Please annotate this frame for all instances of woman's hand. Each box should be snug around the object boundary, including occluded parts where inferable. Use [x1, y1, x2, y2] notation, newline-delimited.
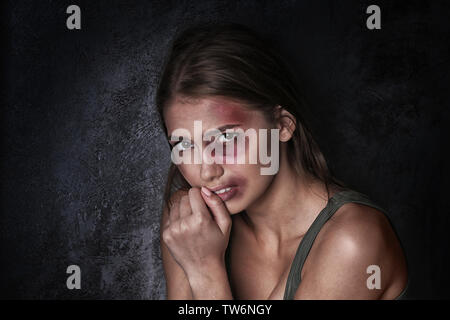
[161, 186, 232, 277]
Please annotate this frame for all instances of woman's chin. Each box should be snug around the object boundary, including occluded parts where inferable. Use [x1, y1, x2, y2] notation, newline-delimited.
[224, 200, 248, 215]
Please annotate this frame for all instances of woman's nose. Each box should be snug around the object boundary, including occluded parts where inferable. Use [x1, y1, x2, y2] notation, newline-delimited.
[200, 149, 224, 182]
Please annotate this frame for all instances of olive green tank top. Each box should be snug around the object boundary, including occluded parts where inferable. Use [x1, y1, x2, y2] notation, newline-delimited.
[225, 189, 409, 300]
[282, 189, 409, 300]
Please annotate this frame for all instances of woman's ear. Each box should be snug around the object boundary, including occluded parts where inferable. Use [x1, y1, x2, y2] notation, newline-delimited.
[275, 105, 296, 142]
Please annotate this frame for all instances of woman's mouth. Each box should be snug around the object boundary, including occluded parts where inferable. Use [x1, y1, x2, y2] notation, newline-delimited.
[210, 185, 239, 201]
[207, 176, 247, 202]
[214, 187, 232, 194]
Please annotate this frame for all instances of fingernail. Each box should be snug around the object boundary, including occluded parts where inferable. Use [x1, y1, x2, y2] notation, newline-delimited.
[201, 186, 212, 197]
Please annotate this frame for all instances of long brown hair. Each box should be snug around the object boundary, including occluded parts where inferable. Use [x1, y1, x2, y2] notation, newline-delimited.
[155, 23, 347, 209]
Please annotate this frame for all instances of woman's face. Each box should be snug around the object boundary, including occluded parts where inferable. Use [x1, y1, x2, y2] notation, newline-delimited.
[164, 95, 278, 214]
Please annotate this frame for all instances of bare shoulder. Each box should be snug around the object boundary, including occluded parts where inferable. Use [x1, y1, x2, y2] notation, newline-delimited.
[320, 202, 398, 251]
[297, 202, 408, 299]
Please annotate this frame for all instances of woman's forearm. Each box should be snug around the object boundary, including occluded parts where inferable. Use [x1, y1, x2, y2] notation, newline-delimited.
[185, 259, 234, 300]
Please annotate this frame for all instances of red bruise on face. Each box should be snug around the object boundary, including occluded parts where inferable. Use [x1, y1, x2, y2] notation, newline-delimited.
[212, 137, 239, 164]
[204, 100, 252, 164]
[212, 100, 250, 124]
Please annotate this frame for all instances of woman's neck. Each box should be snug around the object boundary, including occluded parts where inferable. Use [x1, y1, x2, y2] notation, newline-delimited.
[243, 146, 337, 253]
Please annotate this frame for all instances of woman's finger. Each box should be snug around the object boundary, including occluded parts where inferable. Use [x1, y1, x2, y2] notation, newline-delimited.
[179, 195, 192, 219]
[188, 188, 211, 220]
[168, 190, 188, 223]
[169, 198, 180, 223]
[200, 186, 232, 235]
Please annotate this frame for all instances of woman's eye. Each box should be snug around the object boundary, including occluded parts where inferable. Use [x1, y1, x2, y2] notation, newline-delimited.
[218, 132, 238, 143]
[174, 140, 193, 151]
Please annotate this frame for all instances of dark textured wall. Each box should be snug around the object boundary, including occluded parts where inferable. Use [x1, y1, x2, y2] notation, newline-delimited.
[1, 0, 449, 299]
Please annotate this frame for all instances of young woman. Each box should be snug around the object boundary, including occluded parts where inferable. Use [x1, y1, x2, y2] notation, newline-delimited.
[156, 23, 408, 300]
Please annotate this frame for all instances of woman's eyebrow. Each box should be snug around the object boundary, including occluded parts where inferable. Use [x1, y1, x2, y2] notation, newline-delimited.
[216, 123, 242, 132]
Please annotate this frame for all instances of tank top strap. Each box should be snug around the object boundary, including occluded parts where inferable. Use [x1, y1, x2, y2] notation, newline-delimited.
[283, 189, 387, 300]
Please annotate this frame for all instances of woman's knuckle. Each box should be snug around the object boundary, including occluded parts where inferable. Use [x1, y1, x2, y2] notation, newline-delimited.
[180, 219, 190, 232]
[162, 230, 171, 243]
[195, 215, 204, 225]
[168, 223, 178, 235]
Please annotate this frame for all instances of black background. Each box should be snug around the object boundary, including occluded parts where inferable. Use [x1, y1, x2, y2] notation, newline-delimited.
[1, 0, 449, 299]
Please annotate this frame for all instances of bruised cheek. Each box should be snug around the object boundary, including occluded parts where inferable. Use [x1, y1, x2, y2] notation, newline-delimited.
[207, 104, 253, 162]
[223, 136, 250, 164]
[223, 142, 238, 164]
[208, 143, 237, 163]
